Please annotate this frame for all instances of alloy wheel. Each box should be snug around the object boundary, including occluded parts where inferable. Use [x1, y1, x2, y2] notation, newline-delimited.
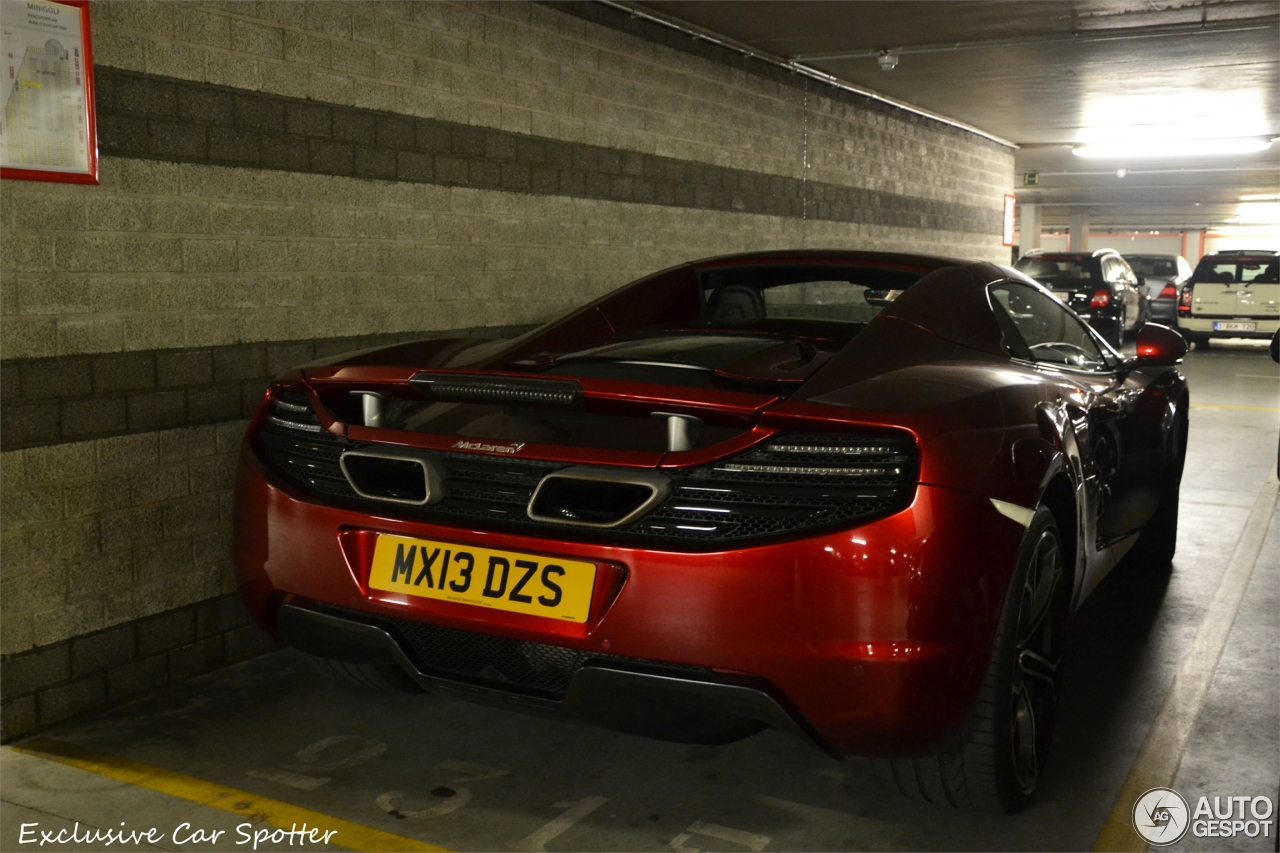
[1009, 529, 1063, 793]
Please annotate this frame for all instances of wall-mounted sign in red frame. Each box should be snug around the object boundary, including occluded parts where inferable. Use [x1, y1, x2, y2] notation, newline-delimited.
[1, 0, 98, 185]
[1002, 194, 1017, 247]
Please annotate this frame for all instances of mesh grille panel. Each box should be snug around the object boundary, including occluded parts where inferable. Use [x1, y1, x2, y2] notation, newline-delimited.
[255, 392, 916, 549]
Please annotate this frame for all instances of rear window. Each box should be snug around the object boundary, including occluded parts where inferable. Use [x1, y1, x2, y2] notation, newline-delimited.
[698, 263, 923, 342]
[1014, 256, 1096, 285]
[1125, 256, 1180, 278]
[760, 281, 894, 324]
[1193, 259, 1279, 284]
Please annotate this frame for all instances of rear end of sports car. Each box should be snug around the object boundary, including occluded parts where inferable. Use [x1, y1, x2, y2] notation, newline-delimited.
[231, 253, 1031, 761]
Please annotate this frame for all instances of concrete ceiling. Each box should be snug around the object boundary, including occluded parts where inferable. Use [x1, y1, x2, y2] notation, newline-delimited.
[628, 1, 1280, 234]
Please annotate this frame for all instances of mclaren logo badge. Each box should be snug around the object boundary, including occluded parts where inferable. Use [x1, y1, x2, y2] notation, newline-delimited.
[452, 440, 526, 454]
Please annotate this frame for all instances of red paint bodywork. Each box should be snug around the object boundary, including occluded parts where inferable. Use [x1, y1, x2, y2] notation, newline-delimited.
[231, 251, 1187, 756]
[235, 445, 1022, 756]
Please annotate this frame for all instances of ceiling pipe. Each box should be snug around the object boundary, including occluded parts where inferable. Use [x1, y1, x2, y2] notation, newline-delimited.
[1018, 166, 1280, 178]
[594, 0, 1017, 148]
[790, 17, 1280, 62]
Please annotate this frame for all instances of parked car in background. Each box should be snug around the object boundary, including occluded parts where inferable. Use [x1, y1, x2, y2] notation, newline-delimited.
[1014, 249, 1149, 347]
[1177, 250, 1280, 348]
[1272, 329, 1279, 478]
[1123, 254, 1191, 324]
[232, 250, 1191, 813]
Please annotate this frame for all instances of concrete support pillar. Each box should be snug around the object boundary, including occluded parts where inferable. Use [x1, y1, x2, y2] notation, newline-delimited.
[1019, 203, 1042, 254]
[1068, 212, 1090, 252]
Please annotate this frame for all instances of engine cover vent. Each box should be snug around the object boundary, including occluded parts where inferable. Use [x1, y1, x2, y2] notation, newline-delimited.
[410, 373, 584, 408]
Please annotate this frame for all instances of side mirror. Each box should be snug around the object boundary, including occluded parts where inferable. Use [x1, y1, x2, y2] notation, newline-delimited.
[1135, 274, 1146, 288]
[1134, 323, 1187, 366]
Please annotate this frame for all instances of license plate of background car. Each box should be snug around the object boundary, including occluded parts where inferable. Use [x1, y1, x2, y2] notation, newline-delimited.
[1052, 291, 1074, 303]
[368, 534, 597, 623]
[1213, 321, 1257, 332]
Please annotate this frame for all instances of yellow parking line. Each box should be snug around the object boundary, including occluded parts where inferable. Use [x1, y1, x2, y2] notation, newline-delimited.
[10, 738, 448, 853]
[1092, 475, 1279, 851]
[1188, 403, 1280, 411]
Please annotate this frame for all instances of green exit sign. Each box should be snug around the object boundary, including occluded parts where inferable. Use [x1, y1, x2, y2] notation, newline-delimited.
[1023, 171, 1039, 186]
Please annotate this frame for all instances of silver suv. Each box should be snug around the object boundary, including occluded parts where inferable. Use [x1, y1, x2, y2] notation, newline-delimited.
[1123, 254, 1191, 324]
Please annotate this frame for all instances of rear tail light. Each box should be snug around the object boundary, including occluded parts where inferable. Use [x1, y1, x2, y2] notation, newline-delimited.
[1089, 289, 1111, 309]
[1159, 284, 1178, 299]
[264, 389, 324, 434]
[1178, 284, 1193, 316]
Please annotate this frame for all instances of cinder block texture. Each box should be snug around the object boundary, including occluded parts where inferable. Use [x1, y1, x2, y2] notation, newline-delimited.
[1, 423, 243, 655]
[3, 1, 1013, 364]
[2, 159, 1004, 362]
[0, 592, 273, 741]
[92, 67, 1000, 237]
[2, 326, 531, 449]
[88, 1, 1013, 207]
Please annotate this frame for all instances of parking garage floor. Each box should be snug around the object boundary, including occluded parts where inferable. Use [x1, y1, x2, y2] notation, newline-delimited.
[2, 342, 1276, 853]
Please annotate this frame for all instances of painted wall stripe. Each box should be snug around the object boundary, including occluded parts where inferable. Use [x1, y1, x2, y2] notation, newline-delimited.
[1092, 474, 1279, 851]
[92, 66, 999, 236]
[10, 738, 448, 853]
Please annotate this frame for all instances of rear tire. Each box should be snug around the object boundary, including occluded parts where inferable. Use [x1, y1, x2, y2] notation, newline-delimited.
[880, 508, 1068, 812]
[1128, 401, 1186, 571]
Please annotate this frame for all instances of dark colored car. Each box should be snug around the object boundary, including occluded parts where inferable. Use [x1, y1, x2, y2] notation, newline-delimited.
[1123, 253, 1191, 324]
[232, 251, 1190, 813]
[1014, 249, 1148, 347]
[1176, 250, 1280, 348]
[1273, 329, 1279, 478]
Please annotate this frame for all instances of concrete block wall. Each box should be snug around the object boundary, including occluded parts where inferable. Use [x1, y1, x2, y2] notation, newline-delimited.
[1, 422, 244, 655]
[1, 0, 1014, 738]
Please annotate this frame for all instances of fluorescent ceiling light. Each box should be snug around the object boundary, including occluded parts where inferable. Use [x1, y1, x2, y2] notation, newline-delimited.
[1232, 202, 1280, 225]
[1072, 138, 1272, 159]
[1240, 193, 1280, 202]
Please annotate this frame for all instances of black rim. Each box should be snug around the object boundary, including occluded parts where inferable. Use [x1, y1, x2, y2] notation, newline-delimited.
[1010, 528, 1063, 793]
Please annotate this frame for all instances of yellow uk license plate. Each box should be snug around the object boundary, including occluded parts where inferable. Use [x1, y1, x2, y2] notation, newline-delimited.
[368, 534, 597, 623]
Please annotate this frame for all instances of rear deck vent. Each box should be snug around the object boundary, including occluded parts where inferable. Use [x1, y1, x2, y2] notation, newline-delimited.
[409, 373, 583, 407]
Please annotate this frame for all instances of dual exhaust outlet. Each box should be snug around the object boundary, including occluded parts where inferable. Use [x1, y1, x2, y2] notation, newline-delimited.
[338, 447, 670, 529]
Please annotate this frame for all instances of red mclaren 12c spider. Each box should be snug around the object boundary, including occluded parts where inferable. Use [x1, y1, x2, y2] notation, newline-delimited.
[232, 251, 1189, 812]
